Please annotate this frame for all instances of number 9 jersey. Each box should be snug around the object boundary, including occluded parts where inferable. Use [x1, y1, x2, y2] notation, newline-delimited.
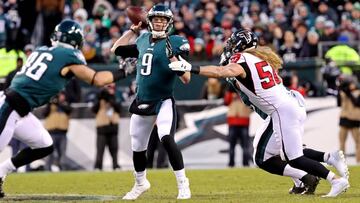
[9, 46, 86, 109]
[230, 52, 292, 115]
[135, 32, 189, 102]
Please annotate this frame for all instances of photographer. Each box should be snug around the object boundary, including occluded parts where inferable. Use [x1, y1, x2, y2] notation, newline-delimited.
[43, 91, 72, 171]
[92, 83, 121, 170]
[338, 77, 360, 163]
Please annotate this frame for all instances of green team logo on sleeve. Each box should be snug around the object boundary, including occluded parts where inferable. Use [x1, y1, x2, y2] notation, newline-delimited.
[17, 51, 54, 81]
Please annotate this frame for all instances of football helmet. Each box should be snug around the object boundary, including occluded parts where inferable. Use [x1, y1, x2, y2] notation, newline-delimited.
[146, 4, 173, 38]
[225, 29, 258, 55]
[51, 19, 84, 49]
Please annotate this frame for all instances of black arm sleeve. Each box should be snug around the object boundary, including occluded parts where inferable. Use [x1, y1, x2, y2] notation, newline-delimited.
[114, 44, 139, 58]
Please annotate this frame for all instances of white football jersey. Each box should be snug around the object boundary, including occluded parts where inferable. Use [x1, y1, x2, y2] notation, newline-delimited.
[230, 52, 291, 115]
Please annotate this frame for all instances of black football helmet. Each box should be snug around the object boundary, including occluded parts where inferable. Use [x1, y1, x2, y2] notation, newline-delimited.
[51, 19, 84, 49]
[225, 29, 258, 55]
[146, 4, 173, 38]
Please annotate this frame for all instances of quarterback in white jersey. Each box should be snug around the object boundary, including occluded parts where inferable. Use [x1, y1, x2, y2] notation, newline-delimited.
[169, 29, 349, 197]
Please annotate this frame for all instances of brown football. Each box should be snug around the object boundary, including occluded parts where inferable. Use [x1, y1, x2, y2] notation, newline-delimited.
[126, 6, 148, 29]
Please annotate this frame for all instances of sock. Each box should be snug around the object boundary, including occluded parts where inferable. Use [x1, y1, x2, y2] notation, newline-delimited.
[326, 171, 336, 183]
[283, 164, 307, 179]
[0, 159, 16, 177]
[174, 168, 186, 181]
[135, 170, 147, 184]
[292, 178, 303, 187]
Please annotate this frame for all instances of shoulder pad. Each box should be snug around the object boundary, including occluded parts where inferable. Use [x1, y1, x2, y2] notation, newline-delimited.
[229, 53, 245, 64]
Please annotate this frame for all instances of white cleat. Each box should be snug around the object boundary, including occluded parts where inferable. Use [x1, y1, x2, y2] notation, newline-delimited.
[322, 177, 349, 197]
[327, 150, 349, 179]
[177, 178, 191, 199]
[122, 179, 151, 200]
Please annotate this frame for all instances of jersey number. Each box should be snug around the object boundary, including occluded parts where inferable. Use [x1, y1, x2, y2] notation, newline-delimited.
[255, 61, 281, 89]
[18, 52, 53, 81]
[140, 53, 153, 76]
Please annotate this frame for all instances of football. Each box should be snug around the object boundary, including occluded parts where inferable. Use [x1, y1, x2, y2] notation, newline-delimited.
[126, 6, 148, 29]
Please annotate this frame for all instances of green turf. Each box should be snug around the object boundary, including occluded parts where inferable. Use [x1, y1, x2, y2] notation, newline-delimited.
[2, 166, 360, 202]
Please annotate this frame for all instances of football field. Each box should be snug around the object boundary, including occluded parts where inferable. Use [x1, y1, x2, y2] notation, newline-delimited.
[2, 166, 360, 202]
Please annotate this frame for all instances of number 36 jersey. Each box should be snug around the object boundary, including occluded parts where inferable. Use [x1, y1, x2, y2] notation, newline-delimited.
[10, 46, 86, 109]
[231, 52, 291, 115]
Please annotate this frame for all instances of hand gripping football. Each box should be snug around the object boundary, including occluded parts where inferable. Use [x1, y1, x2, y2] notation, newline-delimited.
[126, 6, 148, 28]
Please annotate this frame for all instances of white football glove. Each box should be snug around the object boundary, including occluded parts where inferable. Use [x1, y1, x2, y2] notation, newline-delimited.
[169, 56, 192, 72]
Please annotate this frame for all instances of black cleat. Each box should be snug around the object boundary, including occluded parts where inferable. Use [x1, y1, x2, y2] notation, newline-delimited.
[289, 185, 306, 194]
[0, 177, 5, 198]
[301, 174, 320, 195]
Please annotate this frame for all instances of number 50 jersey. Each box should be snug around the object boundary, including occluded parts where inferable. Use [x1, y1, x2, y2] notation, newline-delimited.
[231, 52, 291, 115]
[10, 46, 86, 109]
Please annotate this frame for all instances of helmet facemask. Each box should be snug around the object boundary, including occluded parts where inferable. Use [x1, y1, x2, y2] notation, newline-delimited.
[146, 4, 173, 39]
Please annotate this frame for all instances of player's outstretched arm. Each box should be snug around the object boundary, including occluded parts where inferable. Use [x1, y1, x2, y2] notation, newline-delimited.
[65, 65, 126, 87]
[169, 56, 246, 78]
[110, 22, 142, 53]
[179, 71, 191, 84]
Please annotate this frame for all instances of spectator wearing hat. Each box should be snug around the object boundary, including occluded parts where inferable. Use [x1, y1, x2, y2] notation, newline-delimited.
[191, 38, 207, 61]
[314, 15, 327, 36]
[299, 30, 319, 58]
[320, 20, 339, 42]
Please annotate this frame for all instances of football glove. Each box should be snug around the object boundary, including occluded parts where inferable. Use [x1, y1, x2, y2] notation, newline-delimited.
[169, 55, 192, 72]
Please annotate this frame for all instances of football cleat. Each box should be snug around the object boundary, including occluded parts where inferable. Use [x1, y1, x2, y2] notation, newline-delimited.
[177, 177, 191, 199]
[301, 175, 320, 195]
[327, 150, 349, 179]
[288, 185, 306, 194]
[122, 179, 151, 200]
[322, 177, 349, 197]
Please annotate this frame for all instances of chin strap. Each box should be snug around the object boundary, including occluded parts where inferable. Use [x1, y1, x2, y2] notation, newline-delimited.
[151, 30, 167, 39]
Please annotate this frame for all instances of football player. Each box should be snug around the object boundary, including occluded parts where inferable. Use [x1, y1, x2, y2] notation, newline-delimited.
[111, 4, 191, 200]
[169, 29, 349, 197]
[0, 19, 128, 198]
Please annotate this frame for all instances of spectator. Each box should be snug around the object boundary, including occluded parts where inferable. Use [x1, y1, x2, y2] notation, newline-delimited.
[36, 0, 65, 46]
[201, 78, 224, 100]
[278, 30, 300, 63]
[191, 38, 207, 61]
[337, 78, 360, 163]
[320, 20, 338, 42]
[325, 41, 360, 75]
[299, 30, 319, 58]
[321, 58, 341, 95]
[43, 91, 72, 171]
[92, 83, 121, 171]
[0, 3, 6, 48]
[317, 1, 339, 25]
[224, 87, 253, 167]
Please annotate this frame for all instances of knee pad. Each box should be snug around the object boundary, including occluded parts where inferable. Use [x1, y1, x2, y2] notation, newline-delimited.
[131, 133, 148, 152]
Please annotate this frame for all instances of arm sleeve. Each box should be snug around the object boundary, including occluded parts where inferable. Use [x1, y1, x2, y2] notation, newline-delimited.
[114, 44, 139, 58]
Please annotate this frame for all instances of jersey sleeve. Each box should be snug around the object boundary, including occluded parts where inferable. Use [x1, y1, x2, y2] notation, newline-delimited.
[65, 49, 87, 66]
[171, 35, 190, 56]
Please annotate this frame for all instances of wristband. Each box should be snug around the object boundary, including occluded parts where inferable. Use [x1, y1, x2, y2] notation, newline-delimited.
[130, 28, 138, 34]
[191, 66, 200, 74]
[111, 69, 126, 82]
[91, 72, 97, 85]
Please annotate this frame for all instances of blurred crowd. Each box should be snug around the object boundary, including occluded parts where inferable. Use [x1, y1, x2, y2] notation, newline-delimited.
[0, 0, 359, 66]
